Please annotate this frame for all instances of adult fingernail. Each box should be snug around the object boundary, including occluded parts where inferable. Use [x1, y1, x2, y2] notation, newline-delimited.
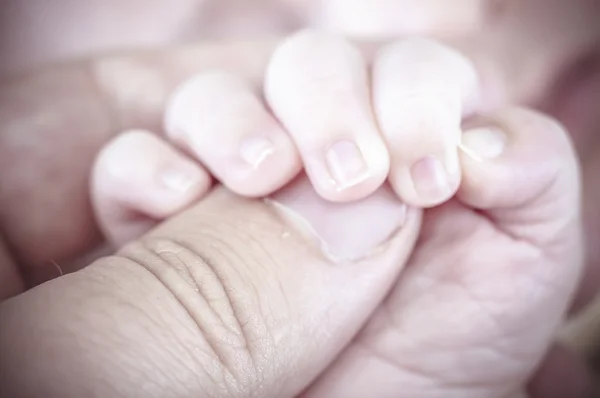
[266, 176, 407, 262]
[460, 127, 506, 161]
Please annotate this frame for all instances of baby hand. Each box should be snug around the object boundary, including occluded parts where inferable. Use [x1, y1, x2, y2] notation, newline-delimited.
[91, 30, 482, 245]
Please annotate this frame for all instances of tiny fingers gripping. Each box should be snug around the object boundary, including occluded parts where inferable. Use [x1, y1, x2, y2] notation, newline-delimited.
[91, 130, 211, 246]
[372, 38, 480, 207]
[164, 71, 301, 197]
[265, 30, 390, 202]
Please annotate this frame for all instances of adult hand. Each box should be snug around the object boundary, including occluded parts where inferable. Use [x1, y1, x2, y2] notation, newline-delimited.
[0, 174, 423, 397]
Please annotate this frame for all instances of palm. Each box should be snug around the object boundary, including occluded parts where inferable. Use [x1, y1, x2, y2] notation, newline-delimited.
[353, 204, 568, 396]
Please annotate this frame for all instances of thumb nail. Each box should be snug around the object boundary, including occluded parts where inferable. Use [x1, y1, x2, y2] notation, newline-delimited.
[266, 176, 407, 262]
[460, 126, 507, 161]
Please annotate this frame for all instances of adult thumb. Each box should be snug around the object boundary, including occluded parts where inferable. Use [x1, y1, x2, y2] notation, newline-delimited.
[0, 176, 420, 398]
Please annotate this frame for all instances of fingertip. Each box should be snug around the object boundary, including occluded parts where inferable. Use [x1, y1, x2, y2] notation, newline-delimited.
[265, 29, 390, 203]
[457, 109, 578, 211]
[306, 140, 390, 203]
[388, 149, 461, 209]
[92, 130, 211, 239]
[372, 38, 473, 209]
[163, 71, 303, 198]
[94, 130, 211, 216]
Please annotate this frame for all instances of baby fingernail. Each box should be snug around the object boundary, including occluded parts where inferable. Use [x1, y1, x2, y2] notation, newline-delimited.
[460, 127, 506, 161]
[239, 135, 276, 168]
[159, 165, 205, 194]
[325, 139, 370, 190]
[410, 156, 453, 204]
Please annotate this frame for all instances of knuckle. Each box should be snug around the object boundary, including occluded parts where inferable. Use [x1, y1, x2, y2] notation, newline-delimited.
[269, 30, 362, 84]
[290, 69, 357, 105]
[507, 107, 567, 138]
[267, 31, 367, 126]
[167, 71, 247, 114]
[378, 37, 478, 97]
[381, 89, 460, 120]
[504, 107, 563, 133]
[118, 236, 277, 398]
[378, 100, 459, 146]
[166, 71, 260, 137]
[172, 70, 245, 98]
[502, 107, 576, 161]
[97, 129, 150, 162]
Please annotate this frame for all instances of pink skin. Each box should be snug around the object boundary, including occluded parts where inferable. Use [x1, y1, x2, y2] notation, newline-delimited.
[305, 109, 582, 398]
[3, 103, 584, 397]
[88, 31, 585, 396]
[5, 0, 596, 262]
[0, 1, 597, 396]
[91, 33, 481, 245]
